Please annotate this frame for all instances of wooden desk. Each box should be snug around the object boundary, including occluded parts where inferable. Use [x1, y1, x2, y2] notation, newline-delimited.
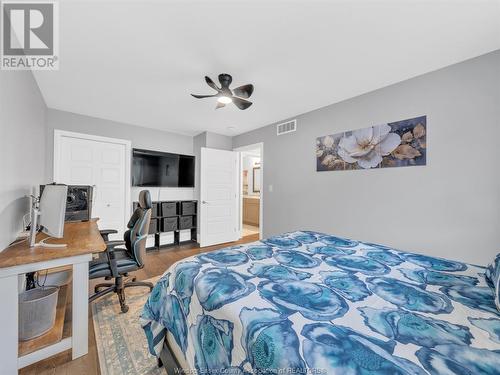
[0, 219, 106, 374]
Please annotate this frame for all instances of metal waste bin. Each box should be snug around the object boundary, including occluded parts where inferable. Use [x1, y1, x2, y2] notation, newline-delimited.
[18, 286, 59, 341]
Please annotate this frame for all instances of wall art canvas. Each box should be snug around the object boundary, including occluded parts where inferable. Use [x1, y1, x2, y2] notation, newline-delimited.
[316, 115, 426, 171]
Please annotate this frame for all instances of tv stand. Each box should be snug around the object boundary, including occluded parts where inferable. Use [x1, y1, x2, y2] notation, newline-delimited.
[132, 200, 198, 251]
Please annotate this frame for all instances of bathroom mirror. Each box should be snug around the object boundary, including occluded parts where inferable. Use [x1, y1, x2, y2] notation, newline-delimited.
[253, 167, 261, 193]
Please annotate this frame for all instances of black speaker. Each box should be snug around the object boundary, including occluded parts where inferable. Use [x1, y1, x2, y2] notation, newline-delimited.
[40, 184, 94, 222]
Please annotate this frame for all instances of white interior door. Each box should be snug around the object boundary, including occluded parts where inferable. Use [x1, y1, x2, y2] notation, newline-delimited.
[54, 131, 130, 240]
[200, 147, 239, 247]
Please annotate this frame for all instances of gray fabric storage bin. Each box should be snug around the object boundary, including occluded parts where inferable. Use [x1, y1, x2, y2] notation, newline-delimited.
[161, 202, 177, 217]
[181, 201, 196, 215]
[179, 215, 193, 229]
[162, 217, 178, 232]
[151, 202, 161, 217]
[149, 218, 159, 234]
[19, 287, 59, 341]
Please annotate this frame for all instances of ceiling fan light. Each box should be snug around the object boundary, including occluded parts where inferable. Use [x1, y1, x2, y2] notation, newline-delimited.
[217, 96, 232, 104]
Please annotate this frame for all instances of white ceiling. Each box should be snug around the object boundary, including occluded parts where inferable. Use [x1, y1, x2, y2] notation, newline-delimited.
[34, 0, 500, 136]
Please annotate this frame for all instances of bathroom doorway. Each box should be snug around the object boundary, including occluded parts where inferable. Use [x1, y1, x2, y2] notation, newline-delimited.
[234, 143, 263, 239]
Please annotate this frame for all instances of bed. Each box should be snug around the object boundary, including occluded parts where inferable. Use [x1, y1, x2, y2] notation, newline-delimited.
[141, 231, 500, 374]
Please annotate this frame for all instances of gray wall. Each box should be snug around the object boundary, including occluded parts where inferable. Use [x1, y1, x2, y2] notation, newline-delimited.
[234, 50, 500, 265]
[205, 131, 233, 151]
[193, 132, 207, 231]
[0, 70, 47, 251]
[45, 109, 194, 180]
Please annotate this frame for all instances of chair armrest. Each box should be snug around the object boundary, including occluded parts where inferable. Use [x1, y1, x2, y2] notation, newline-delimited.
[105, 240, 126, 250]
[100, 229, 118, 242]
[104, 240, 126, 277]
[100, 229, 118, 235]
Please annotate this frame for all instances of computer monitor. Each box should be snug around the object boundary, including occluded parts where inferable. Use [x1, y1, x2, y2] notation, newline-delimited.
[29, 185, 68, 248]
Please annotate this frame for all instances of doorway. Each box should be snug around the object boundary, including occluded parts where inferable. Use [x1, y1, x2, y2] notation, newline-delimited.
[234, 143, 263, 239]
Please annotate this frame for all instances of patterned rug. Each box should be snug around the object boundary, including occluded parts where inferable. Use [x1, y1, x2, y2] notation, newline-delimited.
[92, 277, 161, 375]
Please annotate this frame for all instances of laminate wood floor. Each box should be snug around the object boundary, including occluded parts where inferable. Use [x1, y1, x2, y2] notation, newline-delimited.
[242, 224, 259, 237]
[19, 234, 260, 375]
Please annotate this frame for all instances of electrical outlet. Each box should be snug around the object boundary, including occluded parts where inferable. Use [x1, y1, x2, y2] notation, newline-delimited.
[268, 185, 273, 192]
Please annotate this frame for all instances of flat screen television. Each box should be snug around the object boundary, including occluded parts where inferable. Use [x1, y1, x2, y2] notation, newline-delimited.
[132, 149, 195, 187]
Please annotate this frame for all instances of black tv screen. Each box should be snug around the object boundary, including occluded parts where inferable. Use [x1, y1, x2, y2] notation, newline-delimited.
[132, 149, 195, 187]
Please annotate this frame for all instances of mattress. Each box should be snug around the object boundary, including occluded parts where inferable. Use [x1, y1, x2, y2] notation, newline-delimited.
[141, 231, 500, 374]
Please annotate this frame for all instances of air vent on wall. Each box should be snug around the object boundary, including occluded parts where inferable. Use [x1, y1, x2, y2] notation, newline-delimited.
[276, 119, 297, 136]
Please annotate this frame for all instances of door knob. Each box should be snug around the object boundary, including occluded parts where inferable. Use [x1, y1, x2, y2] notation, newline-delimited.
[106, 203, 111, 207]
[202, 201, 208, 204]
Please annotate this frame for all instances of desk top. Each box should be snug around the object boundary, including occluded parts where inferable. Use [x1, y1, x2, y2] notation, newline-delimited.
[0, 219, 106, 269]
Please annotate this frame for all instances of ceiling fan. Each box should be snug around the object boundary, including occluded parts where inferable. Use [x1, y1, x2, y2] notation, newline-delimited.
[191, 74, 254, 110]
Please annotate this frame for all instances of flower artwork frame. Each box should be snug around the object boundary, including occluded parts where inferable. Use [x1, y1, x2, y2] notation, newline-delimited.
[316, 116, 426, 171]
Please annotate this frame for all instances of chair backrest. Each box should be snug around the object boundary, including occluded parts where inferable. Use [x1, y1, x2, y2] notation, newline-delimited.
[124, 190, 152, 268]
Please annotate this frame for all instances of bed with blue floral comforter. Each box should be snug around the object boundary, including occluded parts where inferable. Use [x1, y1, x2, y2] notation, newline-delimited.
[141, 231, 500, 374]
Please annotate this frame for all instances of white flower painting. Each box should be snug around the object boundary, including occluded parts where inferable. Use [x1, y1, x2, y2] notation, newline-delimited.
[316, 116, 426, 171]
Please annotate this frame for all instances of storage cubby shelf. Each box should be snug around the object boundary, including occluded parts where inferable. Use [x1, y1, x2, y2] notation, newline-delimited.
[132, 200, 197, 251]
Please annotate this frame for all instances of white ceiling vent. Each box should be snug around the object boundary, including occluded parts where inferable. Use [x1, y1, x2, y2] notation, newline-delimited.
[276, 119, 297, 136]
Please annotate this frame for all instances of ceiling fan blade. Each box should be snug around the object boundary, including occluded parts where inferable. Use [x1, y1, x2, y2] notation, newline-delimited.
[218, 73, 232, 89]
[205, 76, 220, 92]
[215, 101, 226, 109]
[233, 84, 254, 99]
[232, 97, 253, 110]
[191, 94, 217, 99]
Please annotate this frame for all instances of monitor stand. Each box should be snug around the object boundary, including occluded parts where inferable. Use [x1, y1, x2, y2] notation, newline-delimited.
[35, 237, 67, 248]
[29, 208, 67, 248]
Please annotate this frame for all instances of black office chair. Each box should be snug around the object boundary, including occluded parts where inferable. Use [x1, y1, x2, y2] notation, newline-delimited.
[89, 190, 154, 313]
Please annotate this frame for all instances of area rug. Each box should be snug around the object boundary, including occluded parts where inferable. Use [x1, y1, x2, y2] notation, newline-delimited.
[92, 277, 161, 375]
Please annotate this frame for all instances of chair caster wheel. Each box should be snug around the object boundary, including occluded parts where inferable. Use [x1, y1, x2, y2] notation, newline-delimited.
[121, 305, 129, 313]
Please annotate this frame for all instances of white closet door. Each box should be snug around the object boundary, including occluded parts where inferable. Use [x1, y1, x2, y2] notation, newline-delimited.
[55, 132, 130, 239]
[200, 147, 239, 247]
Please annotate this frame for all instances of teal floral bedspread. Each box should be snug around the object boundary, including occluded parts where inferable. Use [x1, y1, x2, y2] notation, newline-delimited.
[140, 231, 500, 374]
